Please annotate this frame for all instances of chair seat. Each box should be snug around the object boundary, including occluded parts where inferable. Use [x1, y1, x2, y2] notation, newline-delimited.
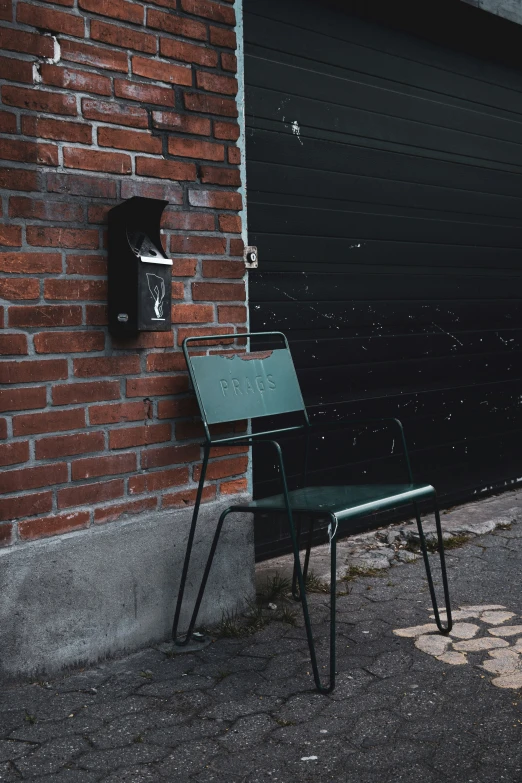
[232, 483, 434, 521]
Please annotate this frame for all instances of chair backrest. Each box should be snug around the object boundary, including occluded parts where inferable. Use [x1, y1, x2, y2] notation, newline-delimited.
[183, 332, 306, 432]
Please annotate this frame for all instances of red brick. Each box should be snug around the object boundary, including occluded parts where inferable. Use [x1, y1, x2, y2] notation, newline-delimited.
[2, 84, 76, 115]
[171, 303, 213, 323]
[136, 157, 196, 181]
[47, 173, 117, 198]
[94, 497, 157, 524]
[131, 55, 191, 86]
[200, 165, 240, 185]
[0, 27, 54, 57]
[168, 286, 182, 307]
[181, 0, 234, 24]
[52, 380, 120, 405]
[34, 331, 105, 354]
[74, 355, 140, 378]
[89, 400, 149, 425]
[63, 147, 132, 175]
[176, 325, 234, 346]
[0, 523, 13, 547]
[188, 189, 241, 210]
[157, 396, 198, 418]
[194, 455, 247, 481]
[184, 91, 237, 116]
[209, 26, 235, 48]
[9, 305, 81, 328]
[87, 204, 110, 224]
[0, 138, 58, 166]
[221, 52, 236, 72]
[40, 64, 112, 96]
[146, 352, 186, 372]
[35, 103, 78, 142]
[214, 120, 239, 141]
[44, 279, 107, 300]
[0, 463, 67, 494]
[0, 359, 67, 384]
[120, 179, 183, 202]
[19, 510, 89, 541]
[203, 259, 243, 278]
[13, 407, 85, 436]
[0, 55, 33, 82]
[126, 375, 189, 397]
[230, 238, 244, 256]
[152, 111, 210, 136]
[141, 442, 199, 469]
[115, 79, 174, 108]
[111, 331, 174, 349]
[60, 39, 128, 72]
[218, 213, 241, 233]
[129, 466, 189, 494]
[220, 477, 247, 494]
[17, 3, 84, 35]
[79, 0, 144, 24]
[147, 8, 206, 40]
[196, 71, 237, 95]
[90, 19, 156, 53]
[172, 258, 197, 276]
[0, 0, 11, 20]
[0, 441, 29, 467]
[9, 196, 84, 221]
[58, 478, 124, 508]
[83, 305, 108, 325]
[0, 225, 22, 246]
[0, 387, 46, 413]
[0, 334, 28, 355]
[0, 491, 52, 521]
[82, 99, 149, 129]
[228, 146, 240, 164]
[171, 236, 225, 255]
[218, 304, 246, 323]
[35, 431, 104, 459]
[163, 484, 215, 507]
[72, 452, 136, 480]
[0, 252, 61, 274]
[0, 419, 6, 439]
[109, 422, 171, 449]
[66, 254, 107, 275]
[160, 37, 217, 66]
[0, 167, 39, 192]
[163, 211, 214, 231]
[27, 226, 99, 248]
[0, 110, 16, 132]
[168, 137, 224, 161]
[98, 127, 162, 154]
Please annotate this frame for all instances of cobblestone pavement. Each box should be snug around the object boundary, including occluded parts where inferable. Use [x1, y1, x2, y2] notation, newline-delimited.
[3, 492, 522, 782]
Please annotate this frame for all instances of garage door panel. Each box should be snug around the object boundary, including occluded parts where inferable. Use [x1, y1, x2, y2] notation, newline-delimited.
[248, 160, 522, 223]
[249, 202, 522, 248]
[247, 81, 522, 167]
[246, 14, 522, 119]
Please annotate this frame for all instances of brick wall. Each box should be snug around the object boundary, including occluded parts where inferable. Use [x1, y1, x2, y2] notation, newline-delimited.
[0, 0, 249, 547]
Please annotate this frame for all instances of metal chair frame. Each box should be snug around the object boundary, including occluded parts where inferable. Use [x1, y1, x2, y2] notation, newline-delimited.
[172, 331, 452, 693]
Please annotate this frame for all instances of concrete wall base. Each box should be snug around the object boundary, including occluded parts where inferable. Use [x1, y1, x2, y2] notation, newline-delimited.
[0, 496, 254, 682]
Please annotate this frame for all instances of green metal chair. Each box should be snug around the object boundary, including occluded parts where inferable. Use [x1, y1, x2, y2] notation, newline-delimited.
[172, 331, 452, 693]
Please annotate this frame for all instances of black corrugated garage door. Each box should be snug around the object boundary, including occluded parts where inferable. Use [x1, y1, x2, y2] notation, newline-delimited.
[244, 0, 522, 559]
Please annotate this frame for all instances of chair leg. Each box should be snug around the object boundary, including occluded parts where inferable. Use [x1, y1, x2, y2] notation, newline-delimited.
[292, 516, 315, 601]
[413, 499, 453, 634]
[174, 506, 234, 645]
[172, 445, 210, 645]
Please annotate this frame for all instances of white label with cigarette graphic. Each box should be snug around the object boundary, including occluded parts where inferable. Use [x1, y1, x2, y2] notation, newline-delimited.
[146, 272, 166, 321]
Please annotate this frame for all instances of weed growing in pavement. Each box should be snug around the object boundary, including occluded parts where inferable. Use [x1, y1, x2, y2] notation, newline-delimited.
[305, 570, 330, 593]
[258, 573, 292, 602]
[343, 565, 386, 582]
